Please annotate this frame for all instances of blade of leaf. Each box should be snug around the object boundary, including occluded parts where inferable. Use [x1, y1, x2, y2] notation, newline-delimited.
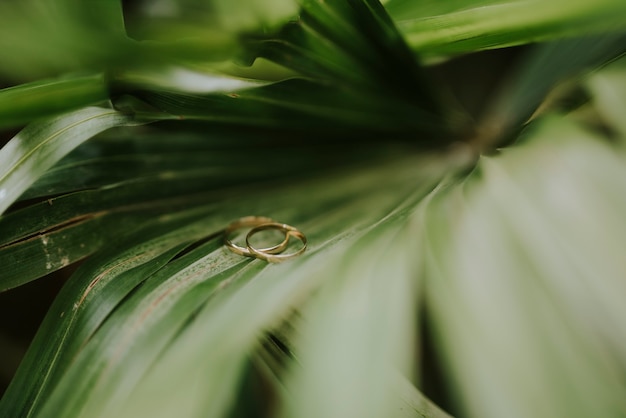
[0, 1, 236, 82]
[254, 296, 452, 418]
[32, 154, 462, 418]
[0, 1, 129, 81]
[18, 125, 385, 200]
[0, 74, 109, 129]
[586, 58, 626, 137]
[477, 32, 626, 149]
[282, 222, 418, 418]
[0, 121, 416, 288]
[236, 0, 459, 136]
[0, 206, 224, 417]
[128, 79, 449, 140]
[212, 0, 299, 32]
[0, 174, 231, 289]
[35, 240, 252, 418]
[0, 106, 135, 215]
[393, 373, 453, 418]
[423, 116, 626, 417]
[392, 0, 626, 56]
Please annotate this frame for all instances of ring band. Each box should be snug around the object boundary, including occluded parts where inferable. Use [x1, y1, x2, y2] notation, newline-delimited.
[246, 222, 307, 263]
[223, 216, 290, 257]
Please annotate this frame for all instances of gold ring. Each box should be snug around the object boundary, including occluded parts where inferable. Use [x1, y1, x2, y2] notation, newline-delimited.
[223, 216, 290, 257]
[246, 222, 307, 263]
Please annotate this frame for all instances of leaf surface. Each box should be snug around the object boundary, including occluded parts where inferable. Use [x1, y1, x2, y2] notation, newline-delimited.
[0, 107, 133, 215]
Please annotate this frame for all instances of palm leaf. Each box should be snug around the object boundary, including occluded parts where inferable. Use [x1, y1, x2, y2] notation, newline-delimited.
[387, 0, 626, 56]
[0, 107, 133, 216]
[1, 1, 626, 418]
[0, 0, 236, 82]
[585, 58, 626, 137]
[476, 32, 626, 149]
[3, 150, 460, 417]
[0, 75, 110, 129]
[423, 116, 626, 417]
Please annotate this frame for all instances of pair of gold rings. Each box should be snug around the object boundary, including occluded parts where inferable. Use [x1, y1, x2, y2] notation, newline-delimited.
[223, 216, 307, 263]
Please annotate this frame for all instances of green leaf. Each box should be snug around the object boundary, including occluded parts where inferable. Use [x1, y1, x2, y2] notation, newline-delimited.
[282, 222, 420, 418]
[18, 127, 376, 201]
[389, 0, 626, 56]
[0, 207, 153, 291]
[0, 119, 413, 289]
[0, 1, 236, 82]
[255, 295, 452, 418]
[393, 374, 453, 418]
[0, 1, 129, 81]
[0, 74, 109, 129]
[476, 32, 626, 149]
[0, 107, 134, 215]
[0, 174, 229, 289]
[212, 0, 299, 31]
[237, 0, 463, 136]
[586, 57, 626, 138]
[4, 2, 626, 418]
[16, 153, 463, 418]
[423, 117, 626, 417]
[0, 207, 222, 417]
[128, 79, 450, 138]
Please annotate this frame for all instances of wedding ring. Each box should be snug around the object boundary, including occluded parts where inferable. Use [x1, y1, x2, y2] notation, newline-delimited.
[223, 216, 290, 257]
[246, 222, 307, 263]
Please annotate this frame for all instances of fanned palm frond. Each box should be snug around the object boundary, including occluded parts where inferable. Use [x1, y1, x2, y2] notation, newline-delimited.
[1, 1, 625, 417]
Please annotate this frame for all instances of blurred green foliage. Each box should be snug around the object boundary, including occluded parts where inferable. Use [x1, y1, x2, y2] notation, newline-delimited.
[0, 1, 625, 418]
